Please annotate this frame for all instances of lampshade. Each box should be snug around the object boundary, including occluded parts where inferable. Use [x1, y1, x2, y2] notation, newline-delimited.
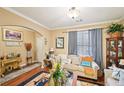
[119, 59, 124, 65]
[49, 48, 54, 52]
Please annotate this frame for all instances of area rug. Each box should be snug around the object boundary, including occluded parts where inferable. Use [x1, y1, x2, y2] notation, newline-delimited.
[17, 71, 50, 86]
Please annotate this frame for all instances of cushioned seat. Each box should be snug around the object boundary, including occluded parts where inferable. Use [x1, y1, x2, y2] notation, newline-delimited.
[63, 64, 83, 72]
[104, 68, 124, 86]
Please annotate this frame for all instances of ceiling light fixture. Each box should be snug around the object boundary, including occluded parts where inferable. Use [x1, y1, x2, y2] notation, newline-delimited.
[67, 7, 82, 22]
[67, 7, 80, 19]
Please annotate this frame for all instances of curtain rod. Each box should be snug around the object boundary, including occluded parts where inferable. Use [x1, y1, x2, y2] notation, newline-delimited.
[62, 26, 107, 33]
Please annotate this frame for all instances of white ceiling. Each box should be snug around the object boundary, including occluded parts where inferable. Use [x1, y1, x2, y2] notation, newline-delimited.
[9, 7, 124, 29]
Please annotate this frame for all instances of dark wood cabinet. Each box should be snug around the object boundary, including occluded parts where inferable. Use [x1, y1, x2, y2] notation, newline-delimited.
[106, 37, 124, 68]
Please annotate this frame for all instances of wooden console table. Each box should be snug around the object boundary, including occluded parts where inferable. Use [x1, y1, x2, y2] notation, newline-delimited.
[0, 57, 22, 77]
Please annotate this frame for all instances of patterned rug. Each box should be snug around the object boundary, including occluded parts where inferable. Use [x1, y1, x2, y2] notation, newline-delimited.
[17, 72, 98, 86]
[18, 71, 50, 86]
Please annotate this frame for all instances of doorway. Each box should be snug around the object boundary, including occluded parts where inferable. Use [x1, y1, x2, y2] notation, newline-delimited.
[36, 35, 45, 63]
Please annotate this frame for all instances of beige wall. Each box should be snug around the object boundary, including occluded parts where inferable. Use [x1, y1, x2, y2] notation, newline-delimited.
[51, 29, 68, 55]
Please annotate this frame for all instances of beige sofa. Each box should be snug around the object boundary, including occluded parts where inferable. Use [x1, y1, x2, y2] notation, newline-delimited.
[56, 54, 99, 80]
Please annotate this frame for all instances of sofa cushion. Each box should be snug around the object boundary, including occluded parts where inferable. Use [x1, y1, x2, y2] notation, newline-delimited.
[68, 55, 80, 65]
[55, 54, 67, 61]
[63, 64, 83, 72]
[62, 59, 71, 64]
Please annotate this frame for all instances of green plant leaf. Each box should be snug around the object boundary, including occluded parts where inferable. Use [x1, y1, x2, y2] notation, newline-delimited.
[107, 23, 124, 33]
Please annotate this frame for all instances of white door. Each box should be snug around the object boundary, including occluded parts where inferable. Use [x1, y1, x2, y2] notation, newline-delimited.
[36, 36, 45, 62]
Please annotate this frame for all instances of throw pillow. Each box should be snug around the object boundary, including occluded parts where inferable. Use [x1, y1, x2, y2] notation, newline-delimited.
[119, 70, 124, 86]
[80, 61, 92, 67]
[82, 56, 93, 62]
[112, 67, 120, 80]
[84, 67, 94, 76]
[71, 56, 80, 65]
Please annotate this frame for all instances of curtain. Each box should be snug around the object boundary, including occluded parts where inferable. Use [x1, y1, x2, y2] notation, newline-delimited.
[68, 31, 77, 55]
[89, 28, 103, 70]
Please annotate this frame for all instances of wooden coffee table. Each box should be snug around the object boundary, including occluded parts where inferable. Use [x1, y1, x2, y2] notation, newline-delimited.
[72, 71, 104, 86]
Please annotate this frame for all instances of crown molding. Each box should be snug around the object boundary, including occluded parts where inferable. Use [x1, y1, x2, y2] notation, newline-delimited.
[3, 7, 50, 30]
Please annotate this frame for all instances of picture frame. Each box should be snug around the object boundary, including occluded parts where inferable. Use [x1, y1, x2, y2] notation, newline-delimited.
[56, 37, 64, 48]
[2, 28, 23, 42]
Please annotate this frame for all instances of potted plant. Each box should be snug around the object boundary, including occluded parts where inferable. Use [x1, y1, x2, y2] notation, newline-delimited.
[50, 63, 65, 86]
[107, 23, 124, 38]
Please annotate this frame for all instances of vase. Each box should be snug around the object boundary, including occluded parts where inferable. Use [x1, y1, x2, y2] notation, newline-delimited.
[54, 79, 61, 86]
[110, 32, 122, 38]
[48, 76, 55, 86]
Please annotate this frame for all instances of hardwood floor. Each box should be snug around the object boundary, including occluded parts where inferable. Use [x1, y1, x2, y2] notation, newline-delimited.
[1, 66, 42, 86]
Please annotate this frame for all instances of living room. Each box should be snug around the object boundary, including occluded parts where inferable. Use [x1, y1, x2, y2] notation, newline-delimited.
[0, 7, 124, 86]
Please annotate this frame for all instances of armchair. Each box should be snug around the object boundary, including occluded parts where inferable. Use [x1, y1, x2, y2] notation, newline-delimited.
[104, 68, 124, 86]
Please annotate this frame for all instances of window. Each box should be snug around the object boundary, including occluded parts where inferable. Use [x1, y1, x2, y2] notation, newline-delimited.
[68, 30, 92, 56]
[77, 31, 91, 56]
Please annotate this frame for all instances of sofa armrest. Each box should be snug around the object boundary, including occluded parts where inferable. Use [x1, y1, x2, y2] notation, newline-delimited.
[104, 69, 113, 84]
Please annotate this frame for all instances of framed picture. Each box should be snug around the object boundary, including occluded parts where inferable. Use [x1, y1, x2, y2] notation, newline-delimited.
[56, 37, 64, 48]
[2, 28, 23, 42]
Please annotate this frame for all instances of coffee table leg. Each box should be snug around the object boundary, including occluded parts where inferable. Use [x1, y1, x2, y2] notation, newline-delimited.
[72, 72, 77, 86]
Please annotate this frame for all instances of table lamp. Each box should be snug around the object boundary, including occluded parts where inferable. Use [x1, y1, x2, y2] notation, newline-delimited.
[49, 48, 55, 59]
